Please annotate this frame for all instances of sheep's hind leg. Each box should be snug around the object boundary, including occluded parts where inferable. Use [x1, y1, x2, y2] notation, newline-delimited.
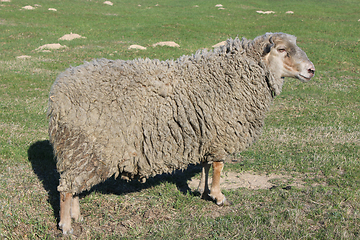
[198, 161, 211, 200]
[71, 195, 83, 222]
[59, 192, 73, 234]
[209, 161, 232, 206]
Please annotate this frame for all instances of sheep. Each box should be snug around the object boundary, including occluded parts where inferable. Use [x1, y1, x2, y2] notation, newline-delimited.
[48, 32, 315, 234]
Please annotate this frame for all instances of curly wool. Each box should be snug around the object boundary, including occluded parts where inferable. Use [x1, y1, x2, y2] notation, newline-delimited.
[49, 36, 280, 194]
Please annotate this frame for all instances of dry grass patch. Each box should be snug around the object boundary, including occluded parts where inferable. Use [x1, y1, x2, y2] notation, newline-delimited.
[264, 126, 360, 146]
[0, 57, 57, 76]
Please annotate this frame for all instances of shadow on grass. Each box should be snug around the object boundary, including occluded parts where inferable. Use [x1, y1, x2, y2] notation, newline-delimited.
[27, 140, 60, 220]
[91, 163, 202, 197]
[27, 140, 202, 222]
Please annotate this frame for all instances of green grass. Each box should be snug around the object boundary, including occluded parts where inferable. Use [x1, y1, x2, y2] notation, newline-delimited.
[1, 0, 360, 238]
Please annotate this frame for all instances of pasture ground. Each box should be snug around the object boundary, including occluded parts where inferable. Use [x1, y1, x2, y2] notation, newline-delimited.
[1, 0, 359, 239]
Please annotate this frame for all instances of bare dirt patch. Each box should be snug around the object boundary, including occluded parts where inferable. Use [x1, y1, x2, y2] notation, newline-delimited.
[16, 55, 31, 59]
[152, 41, 180, 48]
[188, 171, 305, 191]
[103, 1, 113, 6]
[22, 5, 35, 10]
[35, 43, 67, 52]
[256, 10, 275, 14]
[58, 33, 86, 41]
[128, 44, 147, 50]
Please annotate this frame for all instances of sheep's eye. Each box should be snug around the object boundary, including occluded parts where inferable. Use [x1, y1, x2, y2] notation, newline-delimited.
[278, 48, 286, 53]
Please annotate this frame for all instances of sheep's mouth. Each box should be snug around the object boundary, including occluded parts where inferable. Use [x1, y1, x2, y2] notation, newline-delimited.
[297, 74, 312, 82]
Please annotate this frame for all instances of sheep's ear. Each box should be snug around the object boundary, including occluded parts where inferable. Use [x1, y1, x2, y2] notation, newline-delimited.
[262, 36, 275, 56]
[269, 36, 274, 45]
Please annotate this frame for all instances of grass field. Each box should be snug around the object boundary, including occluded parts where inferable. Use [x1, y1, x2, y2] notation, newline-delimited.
[1, 0, 360, 239]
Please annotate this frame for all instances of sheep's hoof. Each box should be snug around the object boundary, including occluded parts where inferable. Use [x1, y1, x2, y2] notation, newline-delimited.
[216, 197, 232, 206]
[211, 195, 232, 206]
[59, 221, 73, 235]
[59, 224, 73, 235]
[63, 228, 74, 235]
[200, 193, 212, 201]
[199, 189, 211, 200]
[71, 212, 83, 222]
[75, 215, 84, 222]
[64, 229, 74, 235]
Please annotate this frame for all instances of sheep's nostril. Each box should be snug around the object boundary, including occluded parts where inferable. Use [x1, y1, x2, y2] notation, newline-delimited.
[308, 64, 315, 74]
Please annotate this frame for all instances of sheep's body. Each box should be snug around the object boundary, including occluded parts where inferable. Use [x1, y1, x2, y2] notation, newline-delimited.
[48, 33, 315, 234]
[49, 38, 273, 194]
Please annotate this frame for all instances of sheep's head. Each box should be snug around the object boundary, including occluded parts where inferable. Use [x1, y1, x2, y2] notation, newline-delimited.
[261, 33, 315, 83]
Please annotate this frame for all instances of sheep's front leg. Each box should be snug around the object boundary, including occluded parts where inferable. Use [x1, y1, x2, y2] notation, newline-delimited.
[71, 195, 83, 222]
[209, 161, 231, 206]
[198, 161, 211, 200]
[59, 192, 73, 234]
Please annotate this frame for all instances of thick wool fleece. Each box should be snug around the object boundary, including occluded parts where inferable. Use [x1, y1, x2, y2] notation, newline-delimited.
[48, 36, 280, 194]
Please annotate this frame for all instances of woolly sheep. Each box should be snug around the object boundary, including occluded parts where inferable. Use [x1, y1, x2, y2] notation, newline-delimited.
[48, 32, 315, 234]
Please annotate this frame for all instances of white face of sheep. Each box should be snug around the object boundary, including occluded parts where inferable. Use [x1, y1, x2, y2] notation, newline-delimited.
[262, 34, 315, 82]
